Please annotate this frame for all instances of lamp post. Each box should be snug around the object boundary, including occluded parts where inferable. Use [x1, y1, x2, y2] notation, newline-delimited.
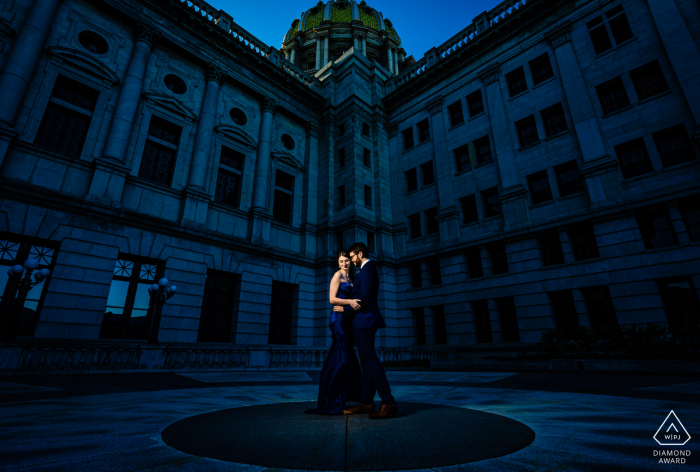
[147, 277, 177, 344]
[1, 259, 51, 341]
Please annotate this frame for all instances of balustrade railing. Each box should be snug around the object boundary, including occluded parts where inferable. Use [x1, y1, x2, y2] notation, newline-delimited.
[18, 345, 139, 373]
[163, 347, 248, 370]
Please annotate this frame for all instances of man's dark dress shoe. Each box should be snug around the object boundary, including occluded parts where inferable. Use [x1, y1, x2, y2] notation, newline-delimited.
[344, 403, 375, 414]
[368, 403, 398, 419]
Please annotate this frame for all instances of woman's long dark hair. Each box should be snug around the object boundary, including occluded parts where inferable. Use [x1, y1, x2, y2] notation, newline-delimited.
[338, 251, 355, 283]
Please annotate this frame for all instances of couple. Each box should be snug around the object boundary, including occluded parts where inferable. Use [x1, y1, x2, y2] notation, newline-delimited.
[304, 242, 398, 419]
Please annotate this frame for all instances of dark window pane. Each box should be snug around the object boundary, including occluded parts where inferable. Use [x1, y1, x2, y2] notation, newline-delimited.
[413, 308, 426, 344]
[425, 207, 439, 235]
[363, 148, 371, 168]
[34, 103, 91, 157]
[555, 160, 585, 196]
[636, 206, 677, 249]
[588, 23, 612, 54]
[337, 185, 345, 208]
[529, 53, 554, 85]
[541, 103, 568, 137]
[138, 141, 176, 185]
[428, 257, 441, 285]
[219, 147, 244, 170]
[569, 224, 600, 260]
[539, 232, 565, 266]
[582, 286, 618, 328]
[367, 231, 375, 254]
[338, 123, 345, 136]
[527, 170, 553, 205]
[467, 90, 484, 117]
[474, 136, 492, 164]
[275, 169, 294, 191]
[362, 122, 370, 137]
[448, 101, 464, 126]
[198, 271, 238, 343]
[482, 188, 502, 217]
[417, 119, 430, 143]
[473, 300, 492, 343]
[454, 144, 472, 173]
[214, 169, 241, 207]
[466, 248, 483, 278]
[364, 185, 372, 208]
[657, 277, 700, 332]
[403, 128, 414, 149]
[51, 75, 99, 111]
[268, 282, 295, 345]
[490, 242, 509, 274]
[497, 297, 520, 342]
[405, 168, 418, 192]
[596, 77, 629, 114]
[615, 139, 653, 179]
[148, 116, 181, 145]
[630, 61, 668, 101]
[506, 67, 528, 96]
[338, 148, 345, 167]
[432, 305, 447, 344]
[679, 195, 700, 242]
[411, 261, 423, 288]
[273, 190, 292, 224]
[421, 161, 435, 185]
[408, 213, 422, 239]
[609, 13, 633, 44]
[653, 125, 695, 168]
[461, 194, 478, 224]
[516, 116, 539, 147]
[549, 290, 580, 331]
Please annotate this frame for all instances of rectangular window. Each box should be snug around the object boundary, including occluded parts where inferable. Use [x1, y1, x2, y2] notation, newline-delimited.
[338, 148, 346, 167]
[569, 223, 600, 260]
[516, 115, 539, 147]
[34, 75, 99, 158]
[657, 277, 700, 332]
[268, 281, 296, 345]
[549, 290, 580, 331]
[428, 257, 442, 285]
[653, 125, 695, 168]
[587, 16, 613, 54]
[138, 116, 181, 186]
[431, 305, 447, 344]
[539, 232, 565, 266]
[506, 67, 528, 97]
[472, 300, 492, 343]
[100, 256, 162, 340]
[362, 122, 370, 137]
[448, 100, 464, 127]
[489, 241, 509, 274]
[0, 236, 58, 337]
[461, 194, 478, 224]
[607, 5, 634, 45]
[636, 206, 677, 249]
[364, 185, 372, 208]
[474, 135, 493, 164]
[582, 285, 618, 328]
[417, 119, 430, 143]
[405, 168, 418, 193]
[425, 207, 439, 235]
[214, 147, 245, 208]
[198, 270, 239, 343]
[527, 170, 553, 205]
[497, 297, 520, 342]
[413, 308, 426, 345]
[367, 231, 376, 254]
[408, 213, 422, 239]
[402, 127, 414, 150]
[420, 161, 435, 186]
[541, 103, 568, 137]
[554, 160, 584, 197]
[410, 261, 423, 288]
[596, 77, 630, 115]
[454, 144, 472, 173]
[337, 185, 346, 209]
[338, 123, 345, 136]
[678, 195, 700, 242]
[482, 187, 502, 218]
[466, 248, 483, 278]
[363, 148, 371, 168]
[272, 169, 294, 224]
[615, 139, 653, 179]
[586, 5, 633, 55]
[529, 53, 554, 85]
[630, 60, 668, 101]
[467, 90, 484, 117]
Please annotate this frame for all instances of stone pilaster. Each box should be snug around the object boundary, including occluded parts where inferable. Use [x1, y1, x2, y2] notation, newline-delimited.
[301, 123, 320, 256]
[249, 96, 277, 244]
[558, 226, 575, 264]
[315, 36, 321, 69]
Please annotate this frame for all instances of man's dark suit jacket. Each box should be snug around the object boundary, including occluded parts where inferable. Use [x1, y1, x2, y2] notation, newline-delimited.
[343, 260, 386, 331]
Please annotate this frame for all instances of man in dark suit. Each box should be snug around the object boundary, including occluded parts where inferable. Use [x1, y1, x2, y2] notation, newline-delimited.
[333, 242, 398, 419]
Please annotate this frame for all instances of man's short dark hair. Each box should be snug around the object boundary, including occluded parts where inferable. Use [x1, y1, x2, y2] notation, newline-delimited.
[348, 242, 369, 258]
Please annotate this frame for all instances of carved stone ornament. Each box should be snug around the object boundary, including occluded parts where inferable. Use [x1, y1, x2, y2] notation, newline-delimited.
[134, 21, 161, 48]
[206, 64, 224, 85]
[546, 23, 571, 49]
[307, 123, 320, 139]
[479, 64, 499, 86]
[262, 96, 278, 114]
[427, 97, 443, 116]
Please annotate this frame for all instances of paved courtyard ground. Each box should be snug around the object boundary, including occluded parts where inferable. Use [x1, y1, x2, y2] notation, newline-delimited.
[1, 370, 699, 471]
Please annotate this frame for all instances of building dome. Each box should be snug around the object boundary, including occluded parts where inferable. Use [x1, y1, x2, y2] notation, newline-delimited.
[281, 0, 405, 75]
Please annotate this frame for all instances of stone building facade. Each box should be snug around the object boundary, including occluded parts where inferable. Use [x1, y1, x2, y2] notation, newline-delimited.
[0, 0, 699, 369]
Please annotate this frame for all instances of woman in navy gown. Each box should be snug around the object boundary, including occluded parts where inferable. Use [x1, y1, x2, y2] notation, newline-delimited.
[304, 252, 363, 415]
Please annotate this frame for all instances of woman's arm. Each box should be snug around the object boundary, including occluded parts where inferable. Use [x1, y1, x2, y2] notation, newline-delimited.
[329, 272, 361, 309]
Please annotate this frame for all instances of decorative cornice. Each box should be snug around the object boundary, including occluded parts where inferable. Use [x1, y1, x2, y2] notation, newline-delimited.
[545, 22, 571, 49]
[306, 123, 320, 140]
[271, 150, 304, 171]
[262, 96, 278, 114]
[134, 20, 161, 48]
[479, 64, 499, 86]
[47, 46, 121, 84]
[206, 63, 224, 85]
[143, 92, 198, 120]
[427, 97, 443, 116]
[214, 125, 257, 150]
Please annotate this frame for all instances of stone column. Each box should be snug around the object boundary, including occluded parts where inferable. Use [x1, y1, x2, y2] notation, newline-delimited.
[323, 35, 329, 65]
[479, 64, 529, 229]
[388, 124, 407, 255]
[645, 0, 700, 141]
[546, 24, 622, 206]
[181, 64, 223, 226]
[0, 0, 63, 166]
[479, 245, 493, 277]
[387, 47, 393, 75]
[353, 35, 358, 51]
[393, 49, 399, 75]
[249, 96, 277, 243]
[361, 35, 367, 55]
[315, 37, 321, 69]
[290, 46, 296, 65]
[85, 21, 160, 207]
[427, 97, 460, 242]
[301, 123, 320, 256]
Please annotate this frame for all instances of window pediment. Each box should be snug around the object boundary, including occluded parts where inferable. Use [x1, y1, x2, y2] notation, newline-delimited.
[271, 150, 304, 171]
[143, 92, 198, 121]
[214, 124, 257, 150]
[47, 46, 120, 84]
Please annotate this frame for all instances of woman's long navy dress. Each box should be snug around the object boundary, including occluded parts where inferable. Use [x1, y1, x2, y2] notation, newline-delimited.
[305, 282, 363, 414]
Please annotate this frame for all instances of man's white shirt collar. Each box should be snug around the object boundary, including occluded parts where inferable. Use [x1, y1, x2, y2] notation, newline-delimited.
[361, 259, 371, 269]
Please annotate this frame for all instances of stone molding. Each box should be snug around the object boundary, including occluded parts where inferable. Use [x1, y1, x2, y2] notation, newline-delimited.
[498, 184, 528, 203]
[436, 206, 460, 222]
[579, 155, 618, 177]
[545, 22, 571, 49]
[262, 96, 278, 114]
[206, 64, 224, 85]
[479, 64, 499, 86]
[47, 46, 121, 84]
[134, 20, 161, 48]
[306, 122, 320, 140]
[427, 97, 443, 116]
[143, 92, 198, 121]
[387, 123, 398, 138]
[214, 125, 257, 150]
